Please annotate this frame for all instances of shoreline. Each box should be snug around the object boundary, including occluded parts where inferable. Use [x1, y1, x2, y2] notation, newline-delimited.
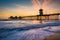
[45, 32, 60, 40]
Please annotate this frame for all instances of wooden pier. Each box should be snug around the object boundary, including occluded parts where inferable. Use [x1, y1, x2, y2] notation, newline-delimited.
[22, 9, 60, 20]
[9, 9, 60, 22]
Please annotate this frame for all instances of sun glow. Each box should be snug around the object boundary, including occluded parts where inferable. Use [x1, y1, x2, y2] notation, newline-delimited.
[0, 0, 60, 19]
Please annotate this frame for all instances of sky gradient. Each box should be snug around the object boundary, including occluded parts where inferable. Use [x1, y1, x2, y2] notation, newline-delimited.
[0, 0, 60, 19]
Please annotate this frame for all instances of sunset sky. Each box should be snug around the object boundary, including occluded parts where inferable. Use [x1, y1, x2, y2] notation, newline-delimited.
[0, 0, 60, 19]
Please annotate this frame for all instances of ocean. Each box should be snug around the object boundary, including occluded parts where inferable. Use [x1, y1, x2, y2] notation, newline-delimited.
[0, 20, 60, 40]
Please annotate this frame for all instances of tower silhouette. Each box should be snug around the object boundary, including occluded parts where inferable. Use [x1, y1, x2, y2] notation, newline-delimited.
[39, 9, 43, 16]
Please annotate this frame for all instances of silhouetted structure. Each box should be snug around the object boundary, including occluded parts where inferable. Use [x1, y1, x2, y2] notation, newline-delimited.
[14, 16, 18, 19]
[9, 16, 22, 20]
[38, 9, 43, 23]
[39, 9, 43, 16]
[9, 9, 60, 23]
[9, 16, 14, 19]
[21, 9, 60, 21]
[19, 16, 22, 19]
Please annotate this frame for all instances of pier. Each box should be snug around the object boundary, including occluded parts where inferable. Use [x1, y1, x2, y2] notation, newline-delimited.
[9, 9, 60, 22]
[21, 9, 60, 20]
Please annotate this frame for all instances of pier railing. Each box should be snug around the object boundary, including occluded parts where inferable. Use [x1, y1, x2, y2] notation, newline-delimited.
[21, 13, 60, 20]
[9, 13, 60, 23]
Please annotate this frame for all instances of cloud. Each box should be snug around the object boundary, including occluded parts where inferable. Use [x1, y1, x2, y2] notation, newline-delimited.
[31, 0, 40, 10]
[1, 4, 34, 14]
[0, 4, 38, 19]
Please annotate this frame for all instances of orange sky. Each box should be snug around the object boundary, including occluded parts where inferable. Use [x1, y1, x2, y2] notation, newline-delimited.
[0, 0, 60, 19]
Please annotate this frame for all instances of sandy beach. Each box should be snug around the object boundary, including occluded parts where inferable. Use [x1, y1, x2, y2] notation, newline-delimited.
[45, 32, 60, 40]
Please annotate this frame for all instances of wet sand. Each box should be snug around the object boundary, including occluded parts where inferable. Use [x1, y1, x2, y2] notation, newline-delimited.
[45, 32, 60, 40]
